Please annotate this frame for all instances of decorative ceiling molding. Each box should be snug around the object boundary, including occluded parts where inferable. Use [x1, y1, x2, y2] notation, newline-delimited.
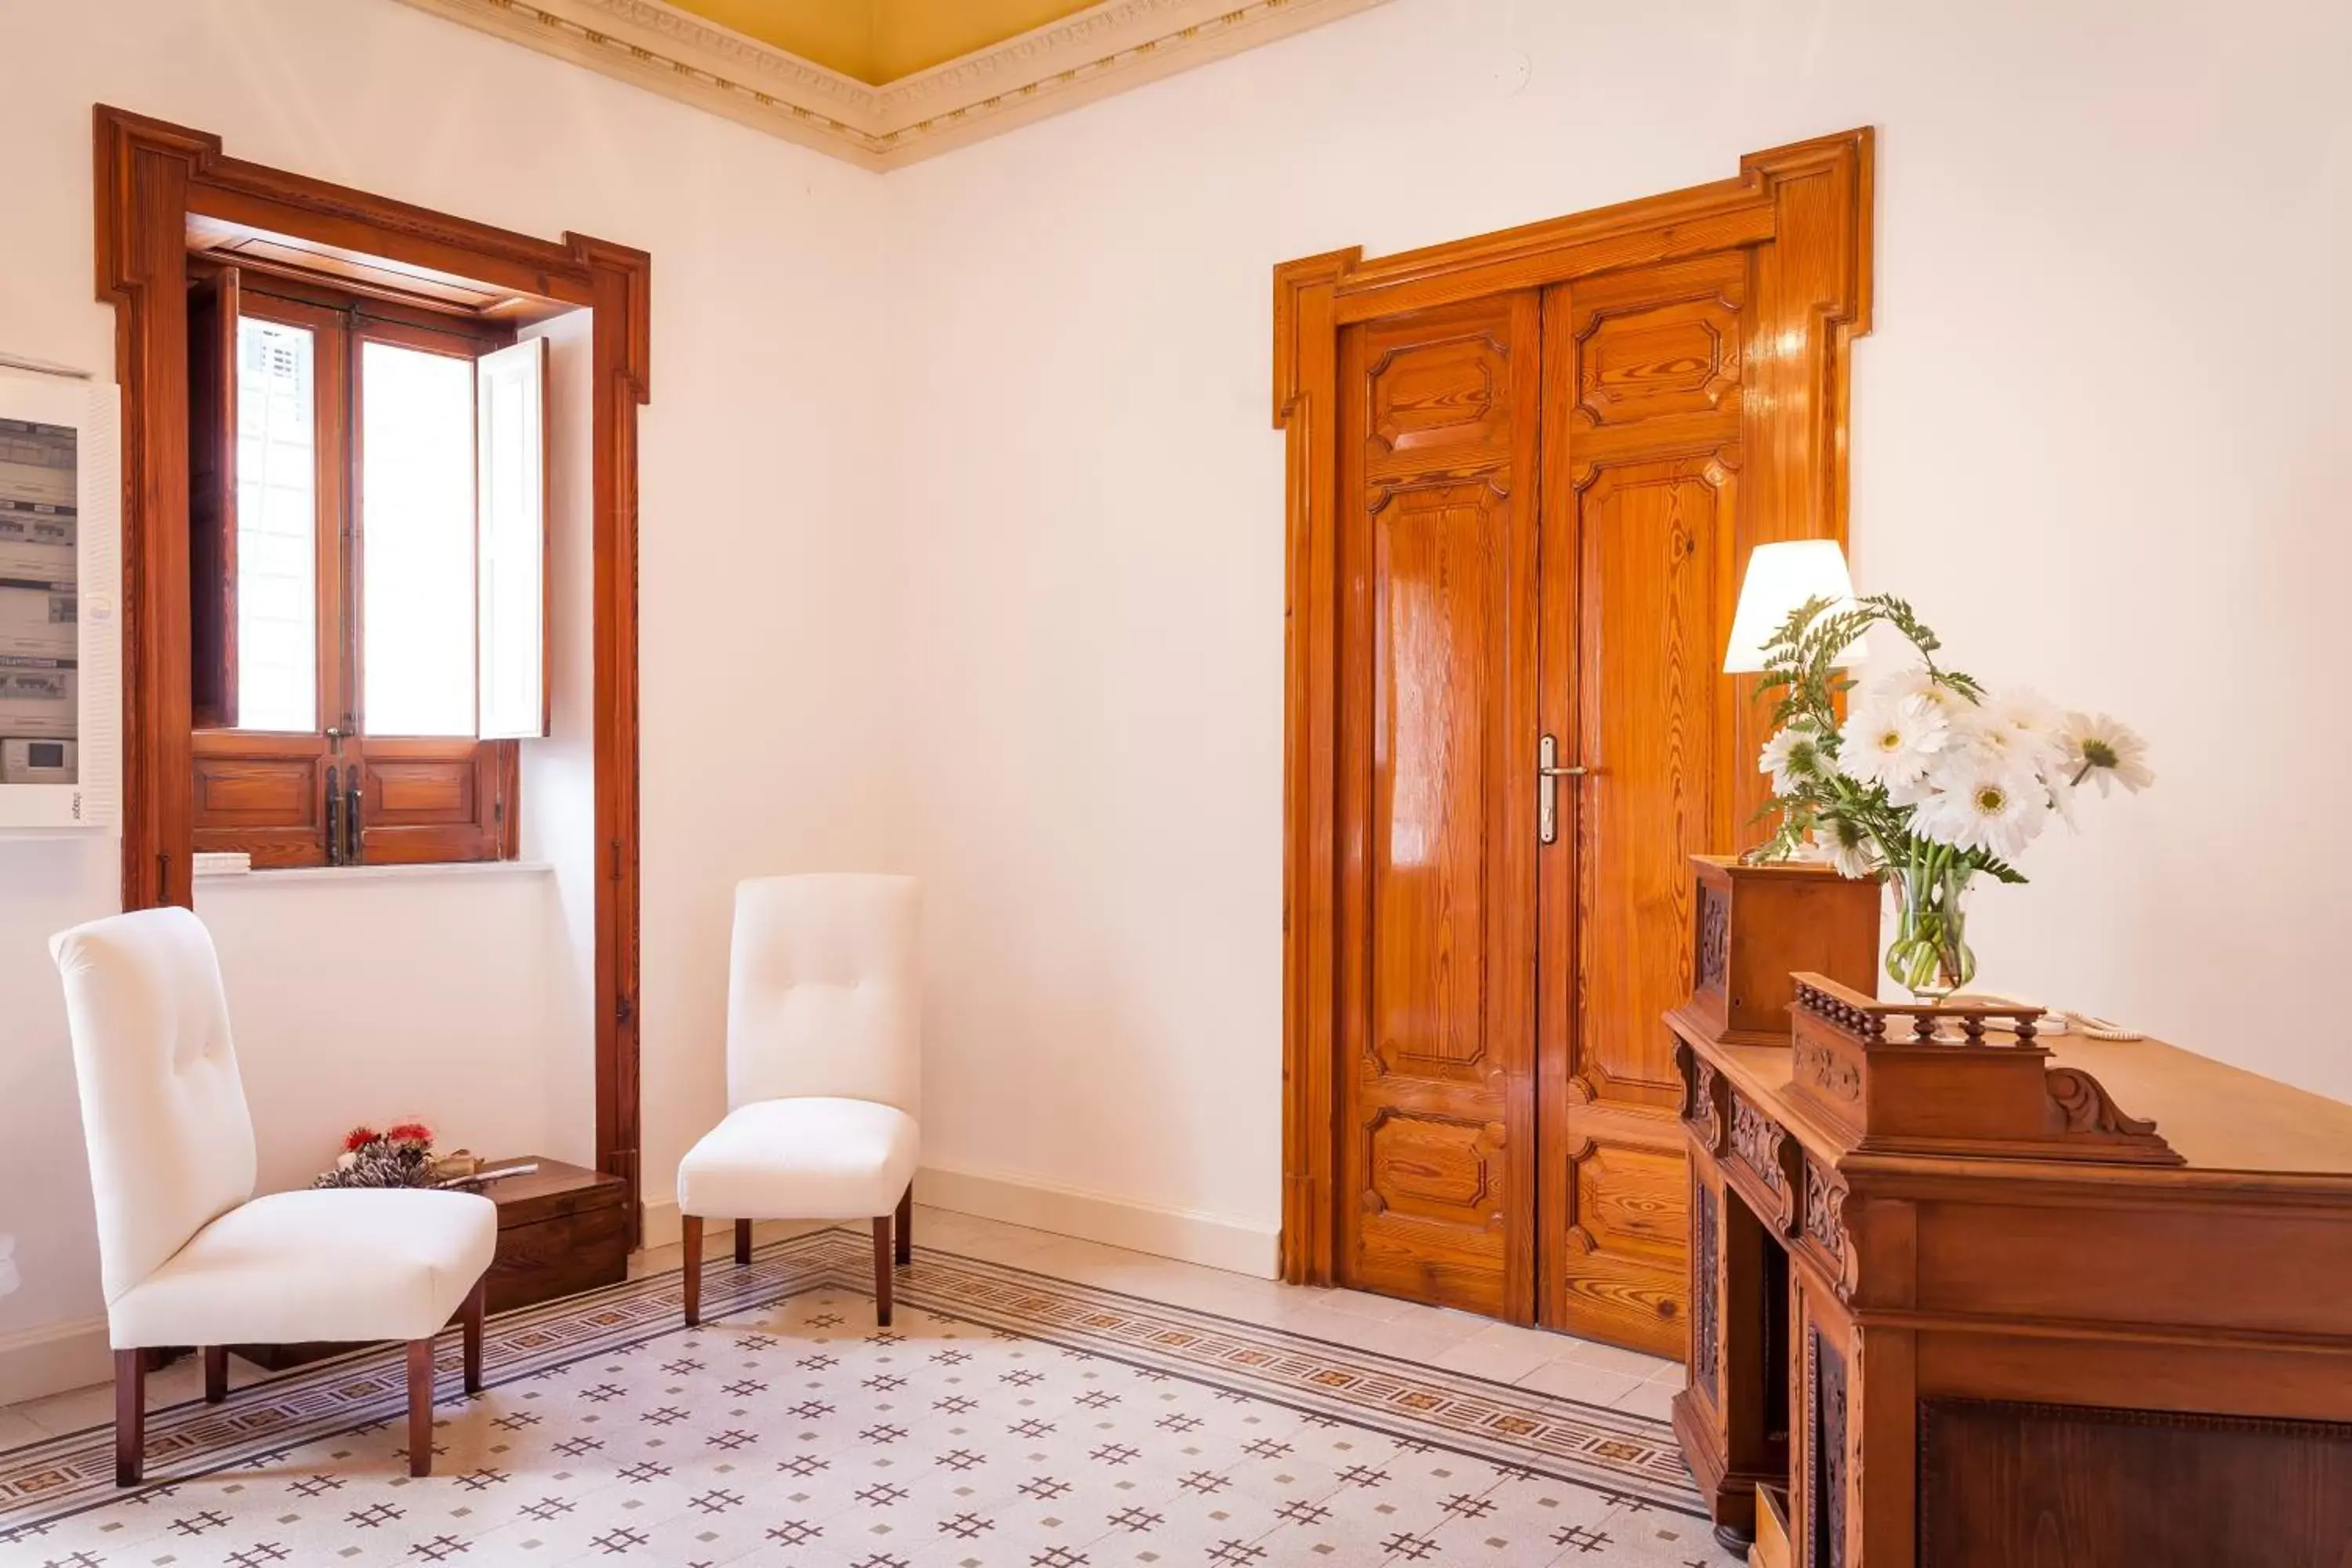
[392, 0, 1388, 171]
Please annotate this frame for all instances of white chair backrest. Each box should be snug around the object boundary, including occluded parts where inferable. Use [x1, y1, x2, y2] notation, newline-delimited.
[49, 907, 257, 1305]
[728, 874, 920, 1116]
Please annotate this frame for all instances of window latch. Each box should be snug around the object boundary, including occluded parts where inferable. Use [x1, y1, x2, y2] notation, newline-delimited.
[325, 764, 342, 866]
[344, 768, 363, 866]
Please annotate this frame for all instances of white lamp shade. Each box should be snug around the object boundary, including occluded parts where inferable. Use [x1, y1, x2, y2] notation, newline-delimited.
[1723, 539, 1867, 674]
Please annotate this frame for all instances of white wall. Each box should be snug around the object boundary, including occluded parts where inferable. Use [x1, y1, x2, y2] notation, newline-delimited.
[194, 869, 562, 1189]
[0, 0, 894, 1394]
[880, 0, 2352, 1252]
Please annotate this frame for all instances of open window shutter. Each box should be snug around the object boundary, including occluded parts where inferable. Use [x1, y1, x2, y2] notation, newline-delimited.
[187, 265, 239, 728]
[475, 336, 548, 739]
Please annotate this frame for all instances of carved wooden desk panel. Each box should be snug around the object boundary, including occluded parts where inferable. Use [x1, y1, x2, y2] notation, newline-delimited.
[1668, 982, 2352, 1568]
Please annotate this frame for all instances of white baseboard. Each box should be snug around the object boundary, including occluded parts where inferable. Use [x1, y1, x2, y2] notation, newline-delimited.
[913, 1164, 1279, 1279]
[0, 1312, 112, 1407]
[643, 1175, 1278, 1279]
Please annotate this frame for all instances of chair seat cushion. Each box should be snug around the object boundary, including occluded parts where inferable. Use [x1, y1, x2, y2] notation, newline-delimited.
[107, 1188, 497, 1349]
[677, 1098, 919, 1221]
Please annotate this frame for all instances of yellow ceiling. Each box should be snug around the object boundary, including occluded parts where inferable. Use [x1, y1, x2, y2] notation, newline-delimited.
[669, 0, 1104, 85]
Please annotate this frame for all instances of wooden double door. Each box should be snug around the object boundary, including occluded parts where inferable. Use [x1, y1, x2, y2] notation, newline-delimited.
[1333, 257, 1746, 1353]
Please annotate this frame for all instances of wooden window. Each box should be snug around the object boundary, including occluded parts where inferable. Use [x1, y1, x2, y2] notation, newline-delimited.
[187, 270, 548, 867]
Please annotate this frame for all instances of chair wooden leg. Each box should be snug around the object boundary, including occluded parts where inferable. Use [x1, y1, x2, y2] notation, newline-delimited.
[461, 1277, 485, 1395]
[735, 1218, 753, 1266]
[872, 1214, 894, 1327]
[407, 1338, 435, 1478]
[114, 1348, 143, 1486]
[681, 1214, 703, 1326]
[895, 1184, 912, 1266]
[202, 1345, 228, 1404]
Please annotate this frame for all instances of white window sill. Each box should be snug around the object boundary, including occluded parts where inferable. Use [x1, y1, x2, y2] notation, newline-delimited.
[194, 859, 554, 886]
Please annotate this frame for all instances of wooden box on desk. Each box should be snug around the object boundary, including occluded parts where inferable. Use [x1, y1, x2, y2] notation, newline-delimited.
[234, 1156, 627, 1370]
[1682, 855, 1881, 1047]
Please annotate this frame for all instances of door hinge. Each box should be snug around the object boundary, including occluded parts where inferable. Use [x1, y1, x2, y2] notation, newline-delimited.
[615, 993, 636, 1026]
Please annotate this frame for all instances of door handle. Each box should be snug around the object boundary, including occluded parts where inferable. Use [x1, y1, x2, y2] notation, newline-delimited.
[1538, 734, 1588, 845]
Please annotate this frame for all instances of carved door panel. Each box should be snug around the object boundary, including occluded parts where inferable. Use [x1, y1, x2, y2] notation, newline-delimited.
[1334, 293, 1542, 1320]
[1538, 254, 1747, 1353]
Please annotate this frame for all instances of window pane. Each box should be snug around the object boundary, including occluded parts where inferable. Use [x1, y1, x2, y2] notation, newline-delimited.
[361, 341, 475, 736]
[234, 318, 317, 731]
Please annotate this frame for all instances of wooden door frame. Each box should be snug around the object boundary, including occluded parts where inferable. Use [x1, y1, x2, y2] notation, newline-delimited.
[93, 106, 652, 1239]
[1273, 129, 1874, 1288]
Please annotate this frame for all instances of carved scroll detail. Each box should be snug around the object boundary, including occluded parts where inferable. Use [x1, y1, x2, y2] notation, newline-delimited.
[1691, 1181, 1719, 1400]
[1730, 1094, 1788, 1201]
[1679, 1045, 1726, 1154]
[1695, 882, 1730, 996]
[1802, 1156, 1857, 1298]
[2046, 1066, 2163, 1140]
[1795, 1036, 1861, 1107]
[1694, 1060, 1724, 1152]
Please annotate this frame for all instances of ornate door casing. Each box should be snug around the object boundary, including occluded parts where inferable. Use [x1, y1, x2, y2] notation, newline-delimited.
[1279, 131, 1873, 1352]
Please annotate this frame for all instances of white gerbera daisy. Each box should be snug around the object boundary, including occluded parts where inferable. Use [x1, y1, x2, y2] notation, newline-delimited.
[1911, 759, 2051, 860]
[1811, 811, 1877, 879]
[1758, 724, 1831, 797]
[1858, 661, 1966, 719]
[2061, 712, 2154, 797]
[1837, 695, 1950, 794]
[1975, 688, 2065, 778]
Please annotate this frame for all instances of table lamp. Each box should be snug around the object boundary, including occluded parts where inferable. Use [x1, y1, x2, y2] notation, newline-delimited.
[1722, 539, 1867, 673]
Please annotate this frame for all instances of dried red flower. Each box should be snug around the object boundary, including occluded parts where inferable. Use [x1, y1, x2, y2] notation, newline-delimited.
[343, 1126, 381, 1153]
[385, 1121, 434, 1145]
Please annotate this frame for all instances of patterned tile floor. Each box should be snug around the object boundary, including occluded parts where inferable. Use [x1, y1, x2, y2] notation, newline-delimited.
[0, 1210, 1732, 1567]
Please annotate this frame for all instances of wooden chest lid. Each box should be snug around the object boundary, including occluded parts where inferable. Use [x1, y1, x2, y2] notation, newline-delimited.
[467, 1156, 627, 1229]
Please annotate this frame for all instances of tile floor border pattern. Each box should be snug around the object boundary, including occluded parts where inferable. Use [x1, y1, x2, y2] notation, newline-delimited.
[0, 1228, 1700, 1540]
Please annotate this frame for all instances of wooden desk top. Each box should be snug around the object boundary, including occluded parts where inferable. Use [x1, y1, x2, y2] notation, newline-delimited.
[1678, 1011, 2352, 1188]
[2047, 1033, 2352, 1178]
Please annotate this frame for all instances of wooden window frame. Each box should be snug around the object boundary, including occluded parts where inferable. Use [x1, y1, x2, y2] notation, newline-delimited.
[95, 107, 652, 1240]
[191, 284, 521, 869]
[1270, 130, 1874, 1289]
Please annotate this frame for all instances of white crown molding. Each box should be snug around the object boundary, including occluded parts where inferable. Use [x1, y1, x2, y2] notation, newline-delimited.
[391, 0, 1387, 171]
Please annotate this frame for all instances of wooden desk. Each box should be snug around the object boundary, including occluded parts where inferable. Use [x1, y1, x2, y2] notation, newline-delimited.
[1669, 979, 2352, 1567]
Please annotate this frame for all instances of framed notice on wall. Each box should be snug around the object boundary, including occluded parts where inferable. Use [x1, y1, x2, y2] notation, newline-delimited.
[0, 370, 119, 832]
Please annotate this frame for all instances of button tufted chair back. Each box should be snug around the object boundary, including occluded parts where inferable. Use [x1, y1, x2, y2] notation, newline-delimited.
[50, 907, 258, 1305]
[726, 873, 920, 1117]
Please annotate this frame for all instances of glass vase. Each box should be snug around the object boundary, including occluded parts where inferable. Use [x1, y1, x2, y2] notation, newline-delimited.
[1885, 860, 1976, 1001]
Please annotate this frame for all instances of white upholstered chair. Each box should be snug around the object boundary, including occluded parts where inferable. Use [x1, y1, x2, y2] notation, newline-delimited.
[50, 907, 498, 1483]
[677, 874, 920, 1328]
